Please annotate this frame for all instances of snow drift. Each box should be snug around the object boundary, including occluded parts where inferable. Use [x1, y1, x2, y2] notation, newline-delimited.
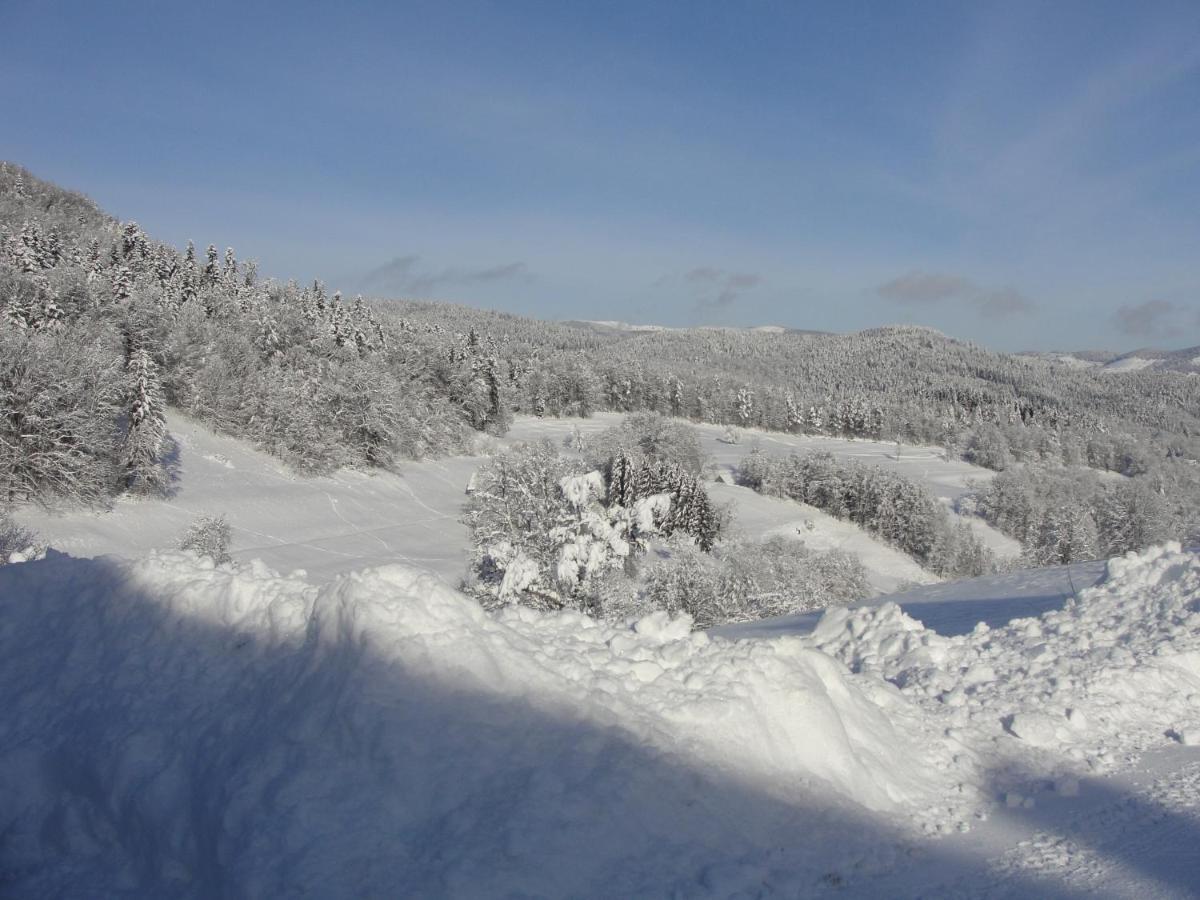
[2, 543, 1198, 896]
[0, 551, 951, 898]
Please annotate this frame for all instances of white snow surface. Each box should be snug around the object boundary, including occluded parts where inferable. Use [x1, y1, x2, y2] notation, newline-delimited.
[2, 543, 1199, 896]
[1101, 356, 1156, 373]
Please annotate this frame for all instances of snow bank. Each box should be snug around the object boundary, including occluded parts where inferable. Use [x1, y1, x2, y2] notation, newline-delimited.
[4, 544, 1197, 896]
[810, 542, 1200, 782]
[0, 550, 955, 897]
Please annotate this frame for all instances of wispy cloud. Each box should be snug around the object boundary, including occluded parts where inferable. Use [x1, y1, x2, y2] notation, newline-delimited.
[1112, 299, 1191, 339]
[358, 255, 531, 297]
[877, 271, 1033, 318]
[659, 266, 763, 310]
[876, 272, 975, 304]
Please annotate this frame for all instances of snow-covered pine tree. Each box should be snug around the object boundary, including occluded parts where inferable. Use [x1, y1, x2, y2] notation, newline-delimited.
[203, 244, 220, 285]
[122, 345, 169, 495]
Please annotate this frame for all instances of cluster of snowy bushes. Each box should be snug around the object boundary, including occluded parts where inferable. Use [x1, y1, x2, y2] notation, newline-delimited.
[971, 464, 1175, 565]
[463, 435, 721, 613]
[737, 448, 996, 579]
[464, 415, 867, 625]
[641, 536, 868, 628]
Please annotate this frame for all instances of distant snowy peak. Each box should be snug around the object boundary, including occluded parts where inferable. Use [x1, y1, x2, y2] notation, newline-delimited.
[567, 319, 830, 336]
[575, 320, 673, 332]
[1022, 346, 1200, 375]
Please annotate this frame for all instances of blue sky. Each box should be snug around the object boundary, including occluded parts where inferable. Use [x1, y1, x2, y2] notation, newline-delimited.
[4, 1, 1199, 350]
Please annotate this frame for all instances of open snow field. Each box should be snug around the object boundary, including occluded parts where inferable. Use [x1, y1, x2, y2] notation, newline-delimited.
[1, 543, 1198, 896]
[16, 412, 483, 587]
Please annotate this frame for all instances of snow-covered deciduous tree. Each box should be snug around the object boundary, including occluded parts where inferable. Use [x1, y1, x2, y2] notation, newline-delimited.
[0, 323, 124, 507]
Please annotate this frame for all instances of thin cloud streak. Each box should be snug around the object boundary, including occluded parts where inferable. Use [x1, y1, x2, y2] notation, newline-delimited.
[358, 255, 532, 298]
[877, 271, 1033, 318]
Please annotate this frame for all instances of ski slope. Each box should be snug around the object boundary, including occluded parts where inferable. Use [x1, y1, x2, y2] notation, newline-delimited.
[1, 543, 1197, 897]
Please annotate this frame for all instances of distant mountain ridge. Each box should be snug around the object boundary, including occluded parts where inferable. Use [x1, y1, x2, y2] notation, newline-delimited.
[1021, 346, 1200, 374]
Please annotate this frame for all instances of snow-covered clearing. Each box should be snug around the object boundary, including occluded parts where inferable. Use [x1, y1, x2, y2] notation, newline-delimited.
[2, 543, 1198, 896]
[16, 411, 482, 586]
[708, 481, 935, 593]
[1101, 357, 1156, 373]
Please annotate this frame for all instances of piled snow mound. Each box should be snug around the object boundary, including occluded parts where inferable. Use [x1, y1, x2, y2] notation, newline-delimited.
[0, 551, 956, 897]
[810, 542, 1200, 780]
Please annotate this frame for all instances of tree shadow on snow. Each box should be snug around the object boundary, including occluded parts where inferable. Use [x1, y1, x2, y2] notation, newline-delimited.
[0, 553, 1187, 899]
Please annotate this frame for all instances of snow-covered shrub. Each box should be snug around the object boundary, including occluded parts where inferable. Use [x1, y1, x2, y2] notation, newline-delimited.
[178, 514, 233, 565]
[0, 510, 43, 565]
[465, 442, 691, 612]
[642, 537, 869, 628]
[465, 442, 640, 611]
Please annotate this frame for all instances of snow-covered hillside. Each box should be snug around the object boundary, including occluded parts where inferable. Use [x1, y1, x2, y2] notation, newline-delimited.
[16, 411, 1017, 595]
[2, 543, 1198, 897]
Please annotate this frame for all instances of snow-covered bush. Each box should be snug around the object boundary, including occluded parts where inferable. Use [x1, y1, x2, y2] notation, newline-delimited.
[642, 537, 869, 628]
[464, 442, 695, 612]
[0, 510, 43, 565]
[465, 442, 638, 611]
[178, 514, 233, 565]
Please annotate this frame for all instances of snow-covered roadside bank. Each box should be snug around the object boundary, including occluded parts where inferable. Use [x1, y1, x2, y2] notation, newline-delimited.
[1, 543, 1197, 896]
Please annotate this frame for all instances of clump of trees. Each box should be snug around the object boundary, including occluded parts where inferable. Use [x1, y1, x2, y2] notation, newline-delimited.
[973, 465, 1174, 565]
[463, 439, 720, 612]
[464, 415, 873, 627]
[737, 448, 996, 579]
[580, 411, 708, 476]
